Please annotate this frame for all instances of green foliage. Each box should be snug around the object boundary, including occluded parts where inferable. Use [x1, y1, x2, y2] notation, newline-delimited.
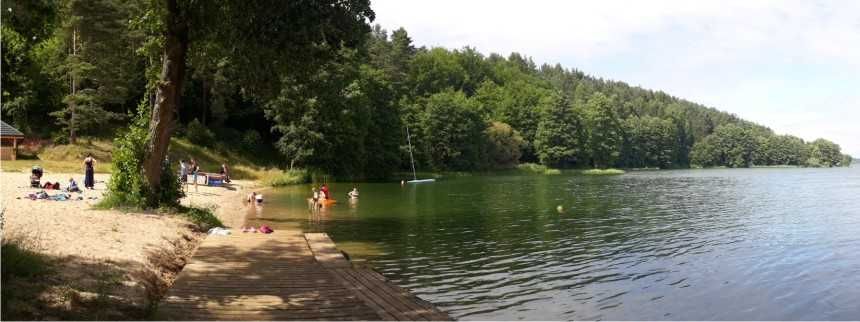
[241, 129, 262, 149]
[408, 47, 468, 96]
[484, 121, 524, 169]
[534, 93, 584, 167]
[102, 101, 184, 209]
[841, 154, 853, 167]
[184, 119, 215, 147]
[515, 163, 560, 175]
[583, 92, 623, 168]
[268, 48, 401, 179]
[581, 168, 625, 175]
[805, 157, 823, 168]
[4, 0, 852, 178]
[263, 169, 311, 187]
[620, 116, 677, 168]
[809, 138, 842, 167]
[178, 206, 222, 232]
[1, 2, 64, 135]
[48, 0, 141, 141]
[754, 134, 808, 166]
[691, 124, 759, 168]
[420, 90, 487, 170]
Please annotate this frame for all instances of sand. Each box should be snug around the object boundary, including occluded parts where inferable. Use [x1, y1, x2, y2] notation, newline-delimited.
[0, 169, 259, 318]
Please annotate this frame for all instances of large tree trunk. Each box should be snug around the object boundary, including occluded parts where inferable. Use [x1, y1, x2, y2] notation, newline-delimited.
[141, 0, 188, 194]
[69, 28, 78, 144]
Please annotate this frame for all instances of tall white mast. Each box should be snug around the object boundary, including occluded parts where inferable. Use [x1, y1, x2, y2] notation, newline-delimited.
[406, 124, 417, 181]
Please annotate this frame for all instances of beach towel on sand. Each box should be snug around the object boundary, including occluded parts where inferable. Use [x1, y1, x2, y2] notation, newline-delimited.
[207, 227, 231, 236]
[259, 225, 273, 234]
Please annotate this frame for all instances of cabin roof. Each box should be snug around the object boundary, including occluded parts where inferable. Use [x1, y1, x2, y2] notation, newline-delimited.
[0, 120, 24, 137]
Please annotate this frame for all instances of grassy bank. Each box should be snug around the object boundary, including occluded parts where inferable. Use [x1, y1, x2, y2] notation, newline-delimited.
[0, 138, 311, 185]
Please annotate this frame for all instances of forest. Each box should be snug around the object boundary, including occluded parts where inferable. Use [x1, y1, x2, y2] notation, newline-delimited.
[3, 0, 853, 184]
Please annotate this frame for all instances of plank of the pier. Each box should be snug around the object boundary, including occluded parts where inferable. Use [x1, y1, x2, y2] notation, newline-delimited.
[304, 232, 351, 268]
[331, 268, 452, 321]
[158, 231, 381, 321]
[159, 229, 449, 321]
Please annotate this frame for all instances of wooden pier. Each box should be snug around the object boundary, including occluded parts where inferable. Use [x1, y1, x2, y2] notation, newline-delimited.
[157, 230, 450, 320]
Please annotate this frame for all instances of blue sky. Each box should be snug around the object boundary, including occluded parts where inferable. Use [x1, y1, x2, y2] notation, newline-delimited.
[372, 0, 860, 156]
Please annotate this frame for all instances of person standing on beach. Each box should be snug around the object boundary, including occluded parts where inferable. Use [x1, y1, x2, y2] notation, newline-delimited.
[179, 159, 188, 190]
[220, 163, 231, 183]
[190, 159, 200, 191]
[83, 154, 96, 189]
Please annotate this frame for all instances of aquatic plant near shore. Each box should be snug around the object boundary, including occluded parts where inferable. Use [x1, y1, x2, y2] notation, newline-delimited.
[516, 163, 561, 175]
[581, 168, 625, 175]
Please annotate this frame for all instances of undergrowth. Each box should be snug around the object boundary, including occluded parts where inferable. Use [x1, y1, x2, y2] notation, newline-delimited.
[263, 169, 310, 186]
[176, 206, 222, 231]
[516, 163, 562, 175]
[580, 168, 626, 175]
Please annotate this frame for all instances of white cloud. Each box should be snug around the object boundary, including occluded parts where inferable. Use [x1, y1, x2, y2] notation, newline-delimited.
[372, 0, 860, 155]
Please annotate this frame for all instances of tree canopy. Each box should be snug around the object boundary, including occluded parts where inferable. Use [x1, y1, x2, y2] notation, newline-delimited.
[2, 0, 853, 206]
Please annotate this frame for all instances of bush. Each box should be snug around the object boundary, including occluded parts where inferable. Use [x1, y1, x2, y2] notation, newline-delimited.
[101, 100, 184, 209]
[485, 122, 524, 169]
[51, 132, 69, 145]
[264, 169, 310, 186]
[178, 206, 222, 231]
[184, 119, 215, 147]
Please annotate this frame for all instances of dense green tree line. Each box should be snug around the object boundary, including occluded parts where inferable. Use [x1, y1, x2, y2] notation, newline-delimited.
[3, 0, 852, 189]
[690, 124, 851, 168]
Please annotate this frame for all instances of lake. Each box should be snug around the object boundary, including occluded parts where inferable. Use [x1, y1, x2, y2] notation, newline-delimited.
[245, 166, 860, 320]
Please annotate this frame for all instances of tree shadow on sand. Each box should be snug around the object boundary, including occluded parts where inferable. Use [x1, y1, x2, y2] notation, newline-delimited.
[1, 233, 200, 321]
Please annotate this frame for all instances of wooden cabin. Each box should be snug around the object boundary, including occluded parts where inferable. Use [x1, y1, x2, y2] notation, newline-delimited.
[0, 121, 25, 160]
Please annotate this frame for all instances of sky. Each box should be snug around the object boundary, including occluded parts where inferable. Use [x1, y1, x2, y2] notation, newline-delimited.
[371, 0, 860, 156]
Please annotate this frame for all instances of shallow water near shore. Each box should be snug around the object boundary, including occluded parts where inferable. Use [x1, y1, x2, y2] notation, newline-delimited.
[246, 166, 860, 320]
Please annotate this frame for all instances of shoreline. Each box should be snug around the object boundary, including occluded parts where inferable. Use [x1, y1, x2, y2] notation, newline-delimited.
[0, 170, 258, 320]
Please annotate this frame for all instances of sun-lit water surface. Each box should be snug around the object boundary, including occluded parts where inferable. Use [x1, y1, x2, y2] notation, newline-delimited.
[245, 166, 860, 320]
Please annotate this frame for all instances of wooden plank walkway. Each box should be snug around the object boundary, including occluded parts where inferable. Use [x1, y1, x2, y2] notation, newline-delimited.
[305, 232, 352, 268]
[157, 230, 451, 320]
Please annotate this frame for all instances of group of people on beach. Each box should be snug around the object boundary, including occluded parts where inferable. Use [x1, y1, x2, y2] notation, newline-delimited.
[23, 154, 96, 203]
[179, 159, 231, 191]
[41, 154, 96, 190]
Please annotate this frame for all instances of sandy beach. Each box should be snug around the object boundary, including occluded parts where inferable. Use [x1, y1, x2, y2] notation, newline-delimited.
[0, 169, 257, 319]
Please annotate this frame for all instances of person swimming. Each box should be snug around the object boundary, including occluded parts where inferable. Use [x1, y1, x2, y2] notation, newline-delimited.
[348, 187, 359, 199]
[247, 191, 263, 203]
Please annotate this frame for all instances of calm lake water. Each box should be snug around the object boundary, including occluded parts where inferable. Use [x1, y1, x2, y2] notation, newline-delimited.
[246, 166, 860, 320]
